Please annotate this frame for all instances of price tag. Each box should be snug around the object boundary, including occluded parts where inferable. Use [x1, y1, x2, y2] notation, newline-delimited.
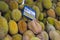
[23, 6, 36, 20]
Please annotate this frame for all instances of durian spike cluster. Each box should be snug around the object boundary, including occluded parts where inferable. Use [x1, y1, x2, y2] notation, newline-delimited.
[0, 0, 60, 40]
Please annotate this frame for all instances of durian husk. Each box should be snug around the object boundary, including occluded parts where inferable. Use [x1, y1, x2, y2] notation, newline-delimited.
[37, 31, 49, 40]
[47, 9, 56, 18]
[23, 30, 35, 40]
[54, 20, 60, 30]
[18, 20, 27, 34]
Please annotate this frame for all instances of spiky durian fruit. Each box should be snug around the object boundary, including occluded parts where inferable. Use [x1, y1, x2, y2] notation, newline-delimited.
[12, 34, 22, 40]
[43, 0, 52, 9]
[0, 1, 9, 12]
[3, 35, 12, 40]
[37, 31, 49, 40]
[0, 13, 8, 40]
[38, 13, 44, 21]
[9, 1, 18, 10]
[25, 0, 34, 5]
[23, 30, 35, 40]
[55, 6, 60, 16]
[47, 9, 56, 18]
[9, 20, 18, 35]
[47, 17, 55, 25]
[11, 9, 22, 21]
[18, 20, 27, 34]
[36, 2, 43, 11]
[39, 22, 45, 30]
[49, 31, 60, 40]
[4, 10, 11, 21]
[46, 22, 55, 32]
[54, 20, 60, 30]
[32, 5, 40, 19]
[28, 19, 42, 34]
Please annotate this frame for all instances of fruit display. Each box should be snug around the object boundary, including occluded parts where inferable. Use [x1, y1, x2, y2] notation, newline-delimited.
[0, 0, 60, 40]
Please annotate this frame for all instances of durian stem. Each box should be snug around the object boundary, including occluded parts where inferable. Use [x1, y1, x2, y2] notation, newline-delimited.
[0, 12, 1, 16]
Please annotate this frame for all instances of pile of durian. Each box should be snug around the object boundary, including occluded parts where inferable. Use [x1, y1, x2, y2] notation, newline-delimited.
[0, 0, 60, 40]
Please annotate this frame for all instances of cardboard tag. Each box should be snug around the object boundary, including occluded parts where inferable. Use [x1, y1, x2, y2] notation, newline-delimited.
[23, 6, 36, 20]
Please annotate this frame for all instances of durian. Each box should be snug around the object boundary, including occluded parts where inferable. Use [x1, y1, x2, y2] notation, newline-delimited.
[12, 9, 22, 21]
[43, 0, 52, 9]
[0, 1, 9, 12]
[18, 20, 27, 34]
[12, 34, 22, 40]
[9, 20, 18, 35]
[9, 1, 18, 10]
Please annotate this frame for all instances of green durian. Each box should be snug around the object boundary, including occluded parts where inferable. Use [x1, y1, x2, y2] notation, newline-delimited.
[54, 20, 60, 30]
[32, 5, 40, 19]
[0, 1, 9, 12]
[43, 0, 52, 9]
[11, 9, 22, 21]
[36, 2, 43, 11]
[0, 26, 6, 40]
[39, 22, 45, 30]
[38, 13, 44, 21]
[0, 15, 8, 34]
[47, 17, 55, 25]
[25, 0, 34, 5]
[43, 18, 47, 24]
[12, 34, 22, 40]
[9, 1, 18, 10]
[4, 10, 11, 21]
[46, 22, 55, 32]
[55, 6, 60, 16]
